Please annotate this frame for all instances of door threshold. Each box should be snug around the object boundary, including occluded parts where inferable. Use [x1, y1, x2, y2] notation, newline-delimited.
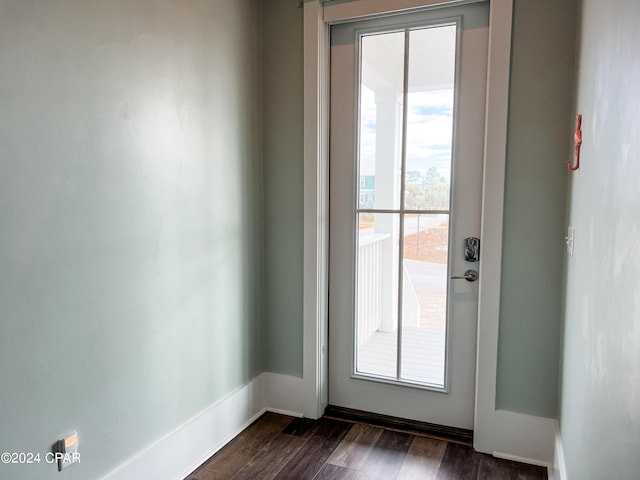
[323, 405, 473, 446]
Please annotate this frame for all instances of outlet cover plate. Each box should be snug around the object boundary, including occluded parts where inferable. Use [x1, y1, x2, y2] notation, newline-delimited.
[567, 226, 575, 257]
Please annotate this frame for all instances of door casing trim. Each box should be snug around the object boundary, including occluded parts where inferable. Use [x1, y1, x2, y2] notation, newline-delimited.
[302, 0, 513, 455]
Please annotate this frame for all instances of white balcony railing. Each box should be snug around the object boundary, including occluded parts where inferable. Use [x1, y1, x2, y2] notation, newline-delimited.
[357, 233, 421, 348]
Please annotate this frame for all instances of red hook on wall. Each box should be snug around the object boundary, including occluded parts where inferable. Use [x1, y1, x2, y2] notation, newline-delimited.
[568, 114, 582, 171]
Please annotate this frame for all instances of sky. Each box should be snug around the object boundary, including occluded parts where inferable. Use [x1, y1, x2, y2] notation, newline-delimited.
[359, 85, 454, 182]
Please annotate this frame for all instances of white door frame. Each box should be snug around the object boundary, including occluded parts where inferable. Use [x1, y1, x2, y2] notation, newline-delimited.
[301, 0, 513, 455]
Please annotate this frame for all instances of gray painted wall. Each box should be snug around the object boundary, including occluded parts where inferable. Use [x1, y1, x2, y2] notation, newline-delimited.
[0, 1, 262, 479]
[496, 0, 578, 417]
[560, 0, 640, 478]
[261, 0, 304, 376]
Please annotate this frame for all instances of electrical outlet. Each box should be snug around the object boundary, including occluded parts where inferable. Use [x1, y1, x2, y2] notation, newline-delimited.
[566, 226, 575, 257]
[54, 432, 80, 471]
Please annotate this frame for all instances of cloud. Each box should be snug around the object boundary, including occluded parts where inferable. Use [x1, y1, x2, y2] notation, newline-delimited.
[358, 86, 454, 179]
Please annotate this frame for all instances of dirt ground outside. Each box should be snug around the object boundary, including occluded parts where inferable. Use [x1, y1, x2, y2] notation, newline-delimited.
[403, 220, 449, 264]
[359, 215, 449, 265]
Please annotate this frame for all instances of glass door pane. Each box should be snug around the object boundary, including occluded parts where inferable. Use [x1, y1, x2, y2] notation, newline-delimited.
[354, 23, 457, 389]
[401, 214, 449, 386]
[358, 32, 405, 211]
[404, 26, 456, 211]
[355, 213, 399, 378]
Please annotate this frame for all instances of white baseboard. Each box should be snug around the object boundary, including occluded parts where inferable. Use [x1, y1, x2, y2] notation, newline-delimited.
[492, 410, 556, 468]
[101, 375, 267, 480]
[552, 425, 567, 480]
[493, 451, 550, 469]
[266, 407, 305, 418]
[263, 371, 307, 418]
[100, 373, 309, 480]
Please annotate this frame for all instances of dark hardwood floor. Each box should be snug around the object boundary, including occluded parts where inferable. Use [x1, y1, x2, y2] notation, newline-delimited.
[185, 413, 548, 480]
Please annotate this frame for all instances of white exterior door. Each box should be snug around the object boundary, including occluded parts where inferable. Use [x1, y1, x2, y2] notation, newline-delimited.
[328, 2, 489, 429]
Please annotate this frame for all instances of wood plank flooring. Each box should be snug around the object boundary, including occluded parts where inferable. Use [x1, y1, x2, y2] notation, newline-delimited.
[185, 413, 548, 480]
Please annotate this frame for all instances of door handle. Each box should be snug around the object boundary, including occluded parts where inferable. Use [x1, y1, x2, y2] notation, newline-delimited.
[450, 269, 478, 282]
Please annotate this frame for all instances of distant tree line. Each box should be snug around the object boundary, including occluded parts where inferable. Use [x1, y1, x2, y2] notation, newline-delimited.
[405, 167, 449, 210]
